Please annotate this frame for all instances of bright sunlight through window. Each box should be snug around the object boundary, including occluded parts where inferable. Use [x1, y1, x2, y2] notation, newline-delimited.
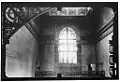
[58, 27, 77, 64]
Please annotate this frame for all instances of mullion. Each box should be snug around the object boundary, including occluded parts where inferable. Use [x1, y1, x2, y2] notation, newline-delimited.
[67, 28, 68, 63]
[59, 50, 77, 52]
[59, 39, 76, 40]
[58, 28, 77, 64]
[58, 43, 76, 45]
[59, 51, 75, 63]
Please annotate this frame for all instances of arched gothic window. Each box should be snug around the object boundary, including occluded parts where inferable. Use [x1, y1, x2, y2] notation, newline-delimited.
[58, 27, 77, 64]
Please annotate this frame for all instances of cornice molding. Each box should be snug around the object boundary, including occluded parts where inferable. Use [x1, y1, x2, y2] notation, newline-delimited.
[25, 22, 39, 42]
[96, 15, 114, 42]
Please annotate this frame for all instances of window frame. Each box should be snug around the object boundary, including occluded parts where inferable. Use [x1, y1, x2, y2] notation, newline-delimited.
[58, 27, 78, 64]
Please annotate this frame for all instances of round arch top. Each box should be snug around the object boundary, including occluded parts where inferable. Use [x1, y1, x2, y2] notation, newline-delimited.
[59, 27, 76, 40]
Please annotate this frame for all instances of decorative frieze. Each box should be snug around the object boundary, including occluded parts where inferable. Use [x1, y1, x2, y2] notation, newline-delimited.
[49, 7, 93, 16]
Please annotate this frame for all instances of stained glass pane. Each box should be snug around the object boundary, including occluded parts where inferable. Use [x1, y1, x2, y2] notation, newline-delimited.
[67, 28, 76, 39]
[67, 40, 76, 45]
[67, 52, 72, 63]
[58, 44, 67, 51]
[67, 44, 77, 51]
[72, 52, 77, 63]
[59, 28, 67, 39]
[59, 40, 67, 44]
[63, 52, 67, 63]
[58, 27, 77, 64]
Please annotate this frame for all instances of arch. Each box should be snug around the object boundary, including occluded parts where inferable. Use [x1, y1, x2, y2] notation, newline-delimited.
[59, 27, 76, 40]
[58, 27, 77, 64]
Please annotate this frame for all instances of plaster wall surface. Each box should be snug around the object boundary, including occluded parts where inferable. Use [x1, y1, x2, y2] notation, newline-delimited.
[5, 25, 38, 77]
[96, 31, 113, 77]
